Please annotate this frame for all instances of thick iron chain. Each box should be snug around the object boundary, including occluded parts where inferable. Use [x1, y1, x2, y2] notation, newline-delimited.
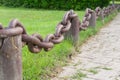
[95, 5, 116, 18]
[0, 10, 78, 53]
[80, 8, 94, 30]
[0, 5, 118, 53]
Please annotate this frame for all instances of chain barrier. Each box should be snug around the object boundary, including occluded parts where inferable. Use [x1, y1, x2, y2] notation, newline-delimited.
[95, 5, 117, 19]
[0, 5, 118, 53]
[0, 10, 78, 53]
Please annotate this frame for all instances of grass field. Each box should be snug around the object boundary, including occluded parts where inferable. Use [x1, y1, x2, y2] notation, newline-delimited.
[110, 1, 120, 4]
[0, 7, 117, 80]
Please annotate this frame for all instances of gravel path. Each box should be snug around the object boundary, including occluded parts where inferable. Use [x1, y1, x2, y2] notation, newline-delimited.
[52, 14, 120, 80]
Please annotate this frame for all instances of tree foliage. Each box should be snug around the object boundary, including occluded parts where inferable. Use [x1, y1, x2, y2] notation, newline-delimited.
[0, 0, 110, 10]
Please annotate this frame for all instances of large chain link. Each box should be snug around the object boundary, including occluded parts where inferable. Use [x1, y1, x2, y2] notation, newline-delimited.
[80, 8, 94, 30]
[95, 7, 101, 19]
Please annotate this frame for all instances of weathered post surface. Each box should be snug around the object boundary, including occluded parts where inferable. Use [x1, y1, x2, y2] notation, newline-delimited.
[112, 0, 115, 6]
[100, 10, 105, 23]
[89, 11, 96, 27]
[0, 35, 22, 80]
[65, 16, 80, 46]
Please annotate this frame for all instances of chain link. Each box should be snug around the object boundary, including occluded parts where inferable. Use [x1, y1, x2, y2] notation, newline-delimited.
[80, 8, 94, 30]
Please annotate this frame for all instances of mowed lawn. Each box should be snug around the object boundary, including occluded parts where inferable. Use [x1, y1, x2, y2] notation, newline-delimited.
[0, 7, 116, 80]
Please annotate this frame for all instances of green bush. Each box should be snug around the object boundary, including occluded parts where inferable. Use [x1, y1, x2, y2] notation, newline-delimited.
[0, 0, 110, 10]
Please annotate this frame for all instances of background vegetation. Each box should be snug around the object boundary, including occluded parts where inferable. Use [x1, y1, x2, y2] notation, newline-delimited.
[0, 0, 110, 10]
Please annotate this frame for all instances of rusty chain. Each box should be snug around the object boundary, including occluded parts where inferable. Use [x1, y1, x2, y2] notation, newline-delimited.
[95, 7, 101, 19]
[80, 8, 94, 31]
[0, 10, 78, 53]
[95, 5, 116, 19]
[0, 5, 118, 53]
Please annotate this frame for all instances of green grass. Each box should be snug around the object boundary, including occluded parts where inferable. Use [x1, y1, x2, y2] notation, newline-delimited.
[88, 69, 98, 74]
[0, 7, 117, 80]
[71, 71, 87, 80]
[102, 67, 112, 70]
[110, 1, 120, 4]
